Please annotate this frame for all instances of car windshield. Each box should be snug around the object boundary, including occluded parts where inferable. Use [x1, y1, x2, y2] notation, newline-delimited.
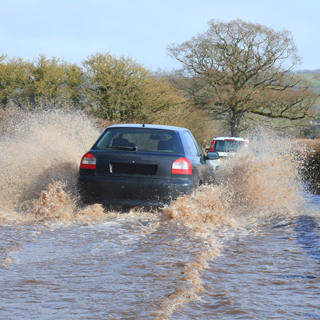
[213, 140, 244, 152]
[96, 128, 183, 153]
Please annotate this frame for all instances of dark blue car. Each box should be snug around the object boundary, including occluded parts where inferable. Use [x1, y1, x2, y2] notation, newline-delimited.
[77, 124, 219, 207]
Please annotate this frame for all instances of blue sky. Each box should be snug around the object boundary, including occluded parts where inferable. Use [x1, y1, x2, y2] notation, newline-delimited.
[1, 0, 319, 71]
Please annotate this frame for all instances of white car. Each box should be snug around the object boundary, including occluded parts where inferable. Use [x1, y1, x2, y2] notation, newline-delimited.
[206, 137, 249, 171]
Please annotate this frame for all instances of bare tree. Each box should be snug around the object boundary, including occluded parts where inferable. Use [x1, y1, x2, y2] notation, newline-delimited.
[167, 19, 318, 136]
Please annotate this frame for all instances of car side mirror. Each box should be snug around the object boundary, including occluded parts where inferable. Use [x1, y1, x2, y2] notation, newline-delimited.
[205, 148, 209, 153]
[206, 151, 219, 160]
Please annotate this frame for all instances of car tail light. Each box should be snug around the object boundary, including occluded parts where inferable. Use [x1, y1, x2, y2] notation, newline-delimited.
[244, 141, 248, 148]
[209, 140, 215, 152]
[172, 157, 192, 175]
[80, 152, 96, 169]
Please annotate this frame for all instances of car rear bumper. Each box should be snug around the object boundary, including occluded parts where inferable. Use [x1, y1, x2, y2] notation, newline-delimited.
[77, 174, 195, 207]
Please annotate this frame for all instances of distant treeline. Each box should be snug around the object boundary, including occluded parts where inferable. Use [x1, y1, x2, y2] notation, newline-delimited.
[291, 69, 320, 74]
[0, 52, 211, 144]
[1, 47, 319, 143]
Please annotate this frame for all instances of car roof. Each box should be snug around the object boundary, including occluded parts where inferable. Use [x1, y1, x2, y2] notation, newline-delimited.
[107, 123, 187, 132]
[213, 137, 247, 141]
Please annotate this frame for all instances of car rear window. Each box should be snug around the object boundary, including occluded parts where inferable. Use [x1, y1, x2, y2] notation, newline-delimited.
[95, 128, 183, 153]
[214, 140, 244, 152]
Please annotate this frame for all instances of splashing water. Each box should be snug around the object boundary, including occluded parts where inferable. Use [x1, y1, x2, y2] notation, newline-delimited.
[152, 132, 306, 318]
[0, 110, 309, 319]
[0, 109, 100, 218]
[215, 134, 305, 220]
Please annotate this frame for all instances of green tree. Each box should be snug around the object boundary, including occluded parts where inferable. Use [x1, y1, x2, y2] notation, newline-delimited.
[167, 19, 318, 136]
[0, 55, 29, 108]
[0, 54, 83, 110]
[25, 54, 83, 109]
[0, 54, 11, 106]
[81, 52, 184, 122]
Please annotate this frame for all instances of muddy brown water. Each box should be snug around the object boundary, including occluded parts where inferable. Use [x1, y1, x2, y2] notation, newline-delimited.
[1, 111, 319, 319]
[1, 196, 320, 319]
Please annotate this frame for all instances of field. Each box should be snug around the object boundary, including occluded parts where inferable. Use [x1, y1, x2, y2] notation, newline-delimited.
[294, 73, 320, 106]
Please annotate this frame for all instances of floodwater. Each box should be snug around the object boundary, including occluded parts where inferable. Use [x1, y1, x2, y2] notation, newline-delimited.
[0, 111, 319, 319]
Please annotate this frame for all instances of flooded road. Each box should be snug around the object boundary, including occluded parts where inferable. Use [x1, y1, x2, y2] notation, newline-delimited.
[1, 196, 319, 319]
[172, 203, 320, 319]
[1, 110, 319, 319]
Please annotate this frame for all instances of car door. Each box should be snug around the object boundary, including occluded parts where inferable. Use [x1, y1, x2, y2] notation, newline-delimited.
[191, 132, 215, 184]
[183, 131, 211, 184]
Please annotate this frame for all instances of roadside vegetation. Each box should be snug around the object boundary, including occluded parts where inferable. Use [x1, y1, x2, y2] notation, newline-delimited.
[1, 19, 320, 145]
[0, 52, 211, 144]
